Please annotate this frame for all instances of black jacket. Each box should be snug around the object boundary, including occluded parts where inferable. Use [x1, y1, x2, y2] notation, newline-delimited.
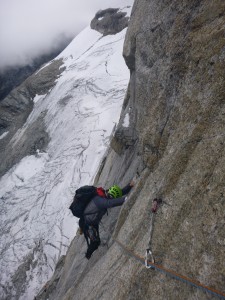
[84, 184, 132, 226]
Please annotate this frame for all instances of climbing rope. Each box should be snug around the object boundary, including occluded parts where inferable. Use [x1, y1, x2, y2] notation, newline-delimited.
[113, 198, 225, 299]
[114, 239, 225, 299]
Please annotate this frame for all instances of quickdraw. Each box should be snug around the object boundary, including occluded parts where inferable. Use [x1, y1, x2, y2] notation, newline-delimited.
[114, 238, 225, 300]
[113, 198, 225, 299]
[145, 198, 162, 269]
[145, 248, 155, 269]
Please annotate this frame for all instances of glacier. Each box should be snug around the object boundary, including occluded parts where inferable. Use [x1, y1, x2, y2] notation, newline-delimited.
[0, 4, 132, 299]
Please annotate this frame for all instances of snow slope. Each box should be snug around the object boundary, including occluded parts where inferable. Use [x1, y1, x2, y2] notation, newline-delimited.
[0, 3, 132, 299]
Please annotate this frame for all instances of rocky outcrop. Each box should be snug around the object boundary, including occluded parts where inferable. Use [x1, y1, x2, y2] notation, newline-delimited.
[91, 8, 129, 36]
[0, 58, 65, 177]
[36, 1, 225, 299]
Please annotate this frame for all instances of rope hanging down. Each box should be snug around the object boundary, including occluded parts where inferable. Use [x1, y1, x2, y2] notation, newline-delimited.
[113, 198, 225, 300]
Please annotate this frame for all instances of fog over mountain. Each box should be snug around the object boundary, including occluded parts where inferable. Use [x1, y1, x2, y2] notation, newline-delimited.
[0, 0, 126, 71]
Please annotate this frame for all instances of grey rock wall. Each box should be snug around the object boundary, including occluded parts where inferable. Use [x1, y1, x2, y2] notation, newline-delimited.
[36, 1, 225, 299]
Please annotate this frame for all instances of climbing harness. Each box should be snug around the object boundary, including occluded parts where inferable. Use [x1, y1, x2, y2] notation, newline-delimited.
[145, 198, 162, 269]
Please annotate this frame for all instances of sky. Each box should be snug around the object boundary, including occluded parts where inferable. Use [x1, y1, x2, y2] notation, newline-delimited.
[0, 0, 131, 70]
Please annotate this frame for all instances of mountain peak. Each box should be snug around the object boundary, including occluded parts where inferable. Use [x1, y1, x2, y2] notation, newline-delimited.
[91, 7, 130, 36]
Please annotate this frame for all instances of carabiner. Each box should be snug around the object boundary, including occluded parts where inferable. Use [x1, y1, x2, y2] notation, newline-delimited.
[145, 249, 155, 269]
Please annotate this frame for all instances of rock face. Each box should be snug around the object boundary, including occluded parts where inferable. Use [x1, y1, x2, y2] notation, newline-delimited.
[0, 59, 65, 177]
[91, 8, 129, 35]
[36, 1, 225, 299]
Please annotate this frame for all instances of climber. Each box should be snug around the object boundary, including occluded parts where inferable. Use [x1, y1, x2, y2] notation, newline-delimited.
[81, 180, 136, 259]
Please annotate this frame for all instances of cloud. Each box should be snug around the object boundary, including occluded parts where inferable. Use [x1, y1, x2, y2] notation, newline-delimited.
[0, 0, 132, 70]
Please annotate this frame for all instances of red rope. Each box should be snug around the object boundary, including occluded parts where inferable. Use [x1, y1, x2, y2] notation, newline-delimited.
[114, 239, 225, 300]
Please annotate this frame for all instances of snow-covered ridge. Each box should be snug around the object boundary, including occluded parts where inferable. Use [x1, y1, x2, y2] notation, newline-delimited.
[0, 3, 132, 299]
